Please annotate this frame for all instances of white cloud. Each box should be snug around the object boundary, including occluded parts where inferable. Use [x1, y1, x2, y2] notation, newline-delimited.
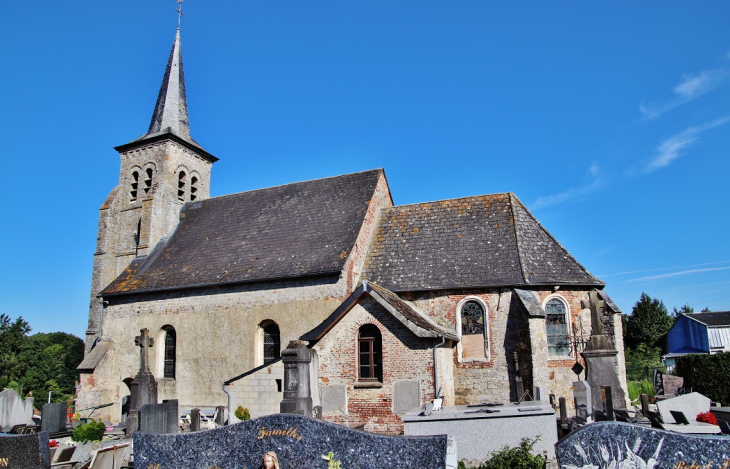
[531, 172, 602, 210]
[640, 68, 727, 119]
[645, 117, 730, 172]
[630, 266, 730, 282]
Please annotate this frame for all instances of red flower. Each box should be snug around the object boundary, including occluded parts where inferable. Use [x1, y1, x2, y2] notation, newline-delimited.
[49, 440, 58, 448]
[696, 411, 718, 425]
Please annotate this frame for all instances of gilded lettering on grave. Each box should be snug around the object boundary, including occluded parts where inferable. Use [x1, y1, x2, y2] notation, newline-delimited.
[0, 458, 8, 467]
[257, 426, 303, 441]
[673, 460, 730, 469]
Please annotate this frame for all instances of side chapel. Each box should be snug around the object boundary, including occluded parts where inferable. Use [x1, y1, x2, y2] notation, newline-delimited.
[77, 27, 629, 434]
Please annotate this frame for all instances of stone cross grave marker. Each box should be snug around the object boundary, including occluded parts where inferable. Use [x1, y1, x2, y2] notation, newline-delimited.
[135, 328, 154, 373]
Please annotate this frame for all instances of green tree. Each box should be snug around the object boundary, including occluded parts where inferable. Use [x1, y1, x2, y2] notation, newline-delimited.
[624, 343, 664, 381]
[625, 293, 673, 351]
[672, 304, 694, 318]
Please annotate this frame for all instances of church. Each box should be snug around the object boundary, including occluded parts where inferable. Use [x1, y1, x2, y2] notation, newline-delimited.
[77, 26, 628, 434]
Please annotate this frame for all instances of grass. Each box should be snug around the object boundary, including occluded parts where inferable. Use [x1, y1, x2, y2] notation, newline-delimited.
[627, 380, 654, 402]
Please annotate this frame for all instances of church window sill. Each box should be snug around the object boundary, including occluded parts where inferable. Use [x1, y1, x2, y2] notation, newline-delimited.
[354, 381, 383, 389]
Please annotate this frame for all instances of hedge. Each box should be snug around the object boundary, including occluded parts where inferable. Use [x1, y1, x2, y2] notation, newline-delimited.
[675, 353, 730, 405]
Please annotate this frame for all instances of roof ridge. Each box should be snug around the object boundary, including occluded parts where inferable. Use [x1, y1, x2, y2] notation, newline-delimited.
[388, 192, 511, 210]
[510, 194, 603, 285]
[205, 168, 384, 202]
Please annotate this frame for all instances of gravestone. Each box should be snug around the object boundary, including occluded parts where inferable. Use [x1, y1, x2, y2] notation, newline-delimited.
[0, 389, 34, 432]
[134, 413, 448, 469]
[663, 375, 684, 396]
[190, 408, 200, 432]
[127, 328, 158, 435]
[656, 392, 711, 424]
[393, 381, 420, 414]
[580, 290, 627, 410]
[41, 401, 67, 434]
[0, 431, 50, 469]
[573, 381, 592, 420]
[215, 405, 226, 426]
[653, 369, 664, 395]
[320, 386, 347, 414]
[139, 399, 178, 434]
[556, 421, 730, 468]
[280, 341, 313, 417]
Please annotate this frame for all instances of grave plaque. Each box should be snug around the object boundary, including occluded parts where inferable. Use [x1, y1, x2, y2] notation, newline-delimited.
[134, 413, 448, 469]
[41, 401, 67, 434]
[556, 421, 730, 468]
[573, 381, 592, 421]
[663, 375, 684, 396]
[0, 431, 51, 469]
[139, 399, 178, 434]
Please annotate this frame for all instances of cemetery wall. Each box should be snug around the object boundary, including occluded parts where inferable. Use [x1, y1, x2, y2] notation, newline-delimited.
[314, 299, 438, 435]
[227, 361, 285, 419]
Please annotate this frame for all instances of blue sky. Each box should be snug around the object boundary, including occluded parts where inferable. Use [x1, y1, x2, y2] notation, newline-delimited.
[2, 1, 729, 339]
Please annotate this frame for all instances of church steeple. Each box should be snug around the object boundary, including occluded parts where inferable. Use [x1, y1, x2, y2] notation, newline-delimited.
[145, 30, 191, 142]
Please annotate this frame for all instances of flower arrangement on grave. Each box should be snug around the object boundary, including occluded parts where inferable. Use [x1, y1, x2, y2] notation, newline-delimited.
[322, 451, 342, 469]
[234, 406, 250, 421]
[696, 411, 718, 425]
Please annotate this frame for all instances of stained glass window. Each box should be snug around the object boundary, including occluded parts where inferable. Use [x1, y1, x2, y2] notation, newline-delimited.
[163, 327, 176, 379]
[263, 323, 280, 364]
[546, 297, 570, 357]
[460, 300, 487, 359]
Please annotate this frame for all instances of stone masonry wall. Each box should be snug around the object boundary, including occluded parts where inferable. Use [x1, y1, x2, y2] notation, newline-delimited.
[227, 361, 284, 419]
[314, 299, 440, 435]
[77, 276, 348, 423]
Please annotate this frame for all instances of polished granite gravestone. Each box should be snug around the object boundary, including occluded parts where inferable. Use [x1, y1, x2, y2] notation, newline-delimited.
[556, 421, 730, 469]
[0, 431, 50, 469]
[134, 414, 448, 469]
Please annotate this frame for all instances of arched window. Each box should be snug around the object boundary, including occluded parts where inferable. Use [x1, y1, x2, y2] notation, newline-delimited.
[190, 175, 198, 201]
[130, 170, 139, 201]
[545, 296, 570, 357]
[459, 299, 488, 360]
[263, 322, 280, 364]
[143, 167, 153, 195]
[162, 326, 176, 379]
[177, 171, 187, 201]
[358, 324, 382, 382]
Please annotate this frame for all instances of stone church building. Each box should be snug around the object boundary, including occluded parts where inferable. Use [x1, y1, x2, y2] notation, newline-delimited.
[77, 29, 628, 434]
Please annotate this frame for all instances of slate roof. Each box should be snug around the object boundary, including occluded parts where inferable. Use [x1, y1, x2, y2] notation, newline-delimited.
[363, 193, 602, 291]
[300, 281, 458, 342]
[115, 30, 217, 163]
[102, 169, 384, 296]
[686, 311, 730, 327]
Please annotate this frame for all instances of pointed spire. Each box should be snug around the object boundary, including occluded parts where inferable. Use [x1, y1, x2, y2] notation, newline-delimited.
[145, 30, 191, 141]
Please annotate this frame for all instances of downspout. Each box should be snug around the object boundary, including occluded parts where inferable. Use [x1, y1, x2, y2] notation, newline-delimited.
[221, 383, 231, 424]
[432, 335, 446, 399]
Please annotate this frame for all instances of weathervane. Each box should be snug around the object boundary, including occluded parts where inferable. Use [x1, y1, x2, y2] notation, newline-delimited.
[176, 0, 184, 29]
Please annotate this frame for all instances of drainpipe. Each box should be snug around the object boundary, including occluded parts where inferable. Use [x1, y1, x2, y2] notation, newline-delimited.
[221, 383, 231, 424]
[432, 335, 446, 399]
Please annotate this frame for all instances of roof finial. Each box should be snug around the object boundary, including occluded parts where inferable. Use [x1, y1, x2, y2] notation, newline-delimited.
[176, 0, 184, 30]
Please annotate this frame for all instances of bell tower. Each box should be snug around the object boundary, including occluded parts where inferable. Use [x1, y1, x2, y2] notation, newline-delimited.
[84, 25, 218, 352]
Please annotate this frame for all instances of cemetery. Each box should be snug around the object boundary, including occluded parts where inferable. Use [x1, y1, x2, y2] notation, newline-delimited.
[4, 321, 730, 469]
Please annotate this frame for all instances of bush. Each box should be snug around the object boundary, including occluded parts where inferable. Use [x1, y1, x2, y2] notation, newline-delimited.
[627, 380, 654, 401]
[458, 438, 546, 469]
[72, 420, 106, 442]
[675, 353, 730, 405]
[234, 406, 250, 421]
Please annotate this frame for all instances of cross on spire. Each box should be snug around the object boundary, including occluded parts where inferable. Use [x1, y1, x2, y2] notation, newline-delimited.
[134, 328, 155, 373]
[176, 0, 184, 30]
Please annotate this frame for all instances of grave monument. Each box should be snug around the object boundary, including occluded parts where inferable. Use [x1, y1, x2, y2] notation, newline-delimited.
[126, 328, 158, 435]
[280, 341, 313, 417]
[0, 389, 34, 433]
[580, 290, 627, 410]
